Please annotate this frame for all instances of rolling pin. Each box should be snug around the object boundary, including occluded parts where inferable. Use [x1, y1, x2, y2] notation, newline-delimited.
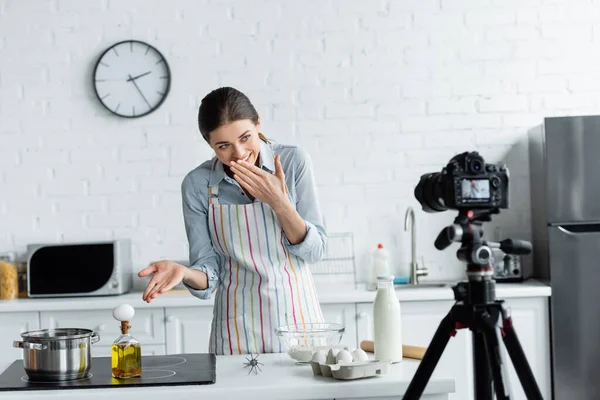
[360, 340, 427, 360]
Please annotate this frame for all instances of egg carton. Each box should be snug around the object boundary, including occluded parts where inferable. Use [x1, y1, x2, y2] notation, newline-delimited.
[310, 360, 391, 380]
[308, 347, 390, 380]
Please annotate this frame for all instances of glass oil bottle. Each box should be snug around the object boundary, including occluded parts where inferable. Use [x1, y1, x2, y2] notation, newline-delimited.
[111, 304, 142, 379]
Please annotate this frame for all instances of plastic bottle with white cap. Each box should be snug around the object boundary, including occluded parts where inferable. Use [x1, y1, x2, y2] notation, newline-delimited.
[370, 244, 390, 291]
[373, 275, 403, 363]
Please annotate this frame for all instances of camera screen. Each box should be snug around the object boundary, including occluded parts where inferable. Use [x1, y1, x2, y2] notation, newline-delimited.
[461, 179, 490, 199]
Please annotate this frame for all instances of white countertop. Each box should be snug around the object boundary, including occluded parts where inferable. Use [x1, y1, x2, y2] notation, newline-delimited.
[0, 279, 551, 313]
[0, 353, 455, 400]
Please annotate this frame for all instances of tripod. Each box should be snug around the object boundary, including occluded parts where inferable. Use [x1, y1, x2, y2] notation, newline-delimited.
[402, 209, 544, 400]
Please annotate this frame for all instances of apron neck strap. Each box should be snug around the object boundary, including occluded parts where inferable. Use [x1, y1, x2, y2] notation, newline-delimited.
[208, 185, 220, 205]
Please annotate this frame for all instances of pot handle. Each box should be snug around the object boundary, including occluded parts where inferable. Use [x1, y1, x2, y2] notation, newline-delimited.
[91, 332, 100, 344]
[13, 341, 47, 350]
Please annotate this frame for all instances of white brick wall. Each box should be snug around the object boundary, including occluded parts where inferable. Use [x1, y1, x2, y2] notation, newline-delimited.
[2, 0, 599, 287]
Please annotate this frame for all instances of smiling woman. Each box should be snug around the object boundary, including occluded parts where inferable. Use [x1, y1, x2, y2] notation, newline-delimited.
[137, 87, 328, 356]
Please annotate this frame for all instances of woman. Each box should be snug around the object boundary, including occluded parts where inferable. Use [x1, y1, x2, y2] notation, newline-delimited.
[138, 87, 327, 355]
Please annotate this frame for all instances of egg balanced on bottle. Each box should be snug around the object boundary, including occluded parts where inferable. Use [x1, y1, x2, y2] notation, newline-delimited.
[111, 303, 142, 379]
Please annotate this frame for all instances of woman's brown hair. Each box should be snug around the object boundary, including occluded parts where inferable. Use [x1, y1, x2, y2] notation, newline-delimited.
[198, 87, 268, 143]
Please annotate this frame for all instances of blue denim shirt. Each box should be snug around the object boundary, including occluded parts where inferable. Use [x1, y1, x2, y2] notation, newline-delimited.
[181, 141, 327, 300]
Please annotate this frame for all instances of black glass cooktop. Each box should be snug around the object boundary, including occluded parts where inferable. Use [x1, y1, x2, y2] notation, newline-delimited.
[0, 353, 216, 391]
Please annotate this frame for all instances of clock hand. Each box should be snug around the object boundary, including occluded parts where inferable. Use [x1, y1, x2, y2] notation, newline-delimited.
[127, 71, 152, 82]
[128, 74, 152, 109]
[96, 78, 129, 82]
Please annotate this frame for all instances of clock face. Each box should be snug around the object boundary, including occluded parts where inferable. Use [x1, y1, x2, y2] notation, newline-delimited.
[93, 40, 171, 118]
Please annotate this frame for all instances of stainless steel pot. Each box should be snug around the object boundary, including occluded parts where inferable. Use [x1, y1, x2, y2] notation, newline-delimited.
[13, 328, 100, 381]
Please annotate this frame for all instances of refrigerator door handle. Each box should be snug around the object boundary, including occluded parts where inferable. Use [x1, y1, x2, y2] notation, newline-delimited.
[556, 224, 600, 234]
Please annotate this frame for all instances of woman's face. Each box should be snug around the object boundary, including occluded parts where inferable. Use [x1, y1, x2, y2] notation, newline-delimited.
[209, 119, 262, 167]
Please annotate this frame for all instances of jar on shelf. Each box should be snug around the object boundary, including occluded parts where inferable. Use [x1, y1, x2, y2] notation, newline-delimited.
[0, 253, 19, 300]
[15, 258, 28, 298]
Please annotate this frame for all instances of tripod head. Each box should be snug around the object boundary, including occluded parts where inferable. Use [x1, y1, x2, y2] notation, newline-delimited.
[434, 208, 532, 298]
[435, 208, 532, 266]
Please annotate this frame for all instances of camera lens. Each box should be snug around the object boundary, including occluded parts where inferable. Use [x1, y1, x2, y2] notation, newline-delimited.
[414, 173, 447, 213]
[469, 158, 483, 174]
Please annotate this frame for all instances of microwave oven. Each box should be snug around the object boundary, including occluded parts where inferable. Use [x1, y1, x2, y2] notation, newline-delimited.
[26, 240, 132, 298]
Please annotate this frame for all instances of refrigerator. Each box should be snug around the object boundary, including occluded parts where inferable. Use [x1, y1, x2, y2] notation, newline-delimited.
[529, 115, 600, 400]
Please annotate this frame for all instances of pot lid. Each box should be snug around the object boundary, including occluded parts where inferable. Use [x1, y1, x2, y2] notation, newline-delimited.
[21, 328, 94, 340]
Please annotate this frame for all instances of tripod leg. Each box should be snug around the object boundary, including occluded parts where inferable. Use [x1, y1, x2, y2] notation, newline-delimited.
[480, 321, 512, 400]
[472, 332, 493, 400]
[403, 312, 455, 400]
[502, 317, 544, 400]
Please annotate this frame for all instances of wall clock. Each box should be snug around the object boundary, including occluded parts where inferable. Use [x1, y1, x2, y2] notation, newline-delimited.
[93, 40, 171, 118]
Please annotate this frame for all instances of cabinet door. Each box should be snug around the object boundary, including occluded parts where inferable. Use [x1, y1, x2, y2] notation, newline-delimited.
[356, 303, 374, 343]
[0, 312, 40, 363]
[320, 304, 357, 349]
[165, 306, 214, 354]
[40, 308, 165, 346]
[499, 297, 551, 400]
[356, 301, 472, 400]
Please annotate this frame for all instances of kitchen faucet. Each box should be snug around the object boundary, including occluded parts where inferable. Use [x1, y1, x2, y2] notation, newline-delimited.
[404, 206, 428, 284]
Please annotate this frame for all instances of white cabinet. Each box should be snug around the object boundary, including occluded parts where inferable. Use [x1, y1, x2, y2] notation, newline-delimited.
[40, 308, 166, 347]
[0, 312, 40, 364]
[356, 301, 472, 400]
[165, 306, 213, 354]
[320, 303, 357, 349]
[401, 301, 473, 400]
[356, 303, 374, 342]
[500, 297, 551, 400]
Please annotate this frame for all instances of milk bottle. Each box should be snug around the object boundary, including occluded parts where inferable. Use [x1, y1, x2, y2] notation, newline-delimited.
[373, 275, 403, 363]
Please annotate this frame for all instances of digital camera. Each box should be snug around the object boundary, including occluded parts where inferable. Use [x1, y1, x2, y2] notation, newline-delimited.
[414, 151, 509, 213]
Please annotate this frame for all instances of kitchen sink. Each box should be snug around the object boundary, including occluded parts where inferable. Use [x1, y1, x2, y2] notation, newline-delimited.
[394, 282, 452, 289]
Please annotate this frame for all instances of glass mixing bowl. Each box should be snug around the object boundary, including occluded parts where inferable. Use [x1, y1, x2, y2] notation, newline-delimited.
[275, 322, 345, 363]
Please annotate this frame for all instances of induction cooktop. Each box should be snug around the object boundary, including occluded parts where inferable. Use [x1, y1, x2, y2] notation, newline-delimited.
[0, 353, 216, 391]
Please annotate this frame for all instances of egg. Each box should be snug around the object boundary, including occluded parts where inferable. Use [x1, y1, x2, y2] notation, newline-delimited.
[335, 349, 353, 364]
[326, 348, 337, 364]
[352, 348, 369, 362]
[113, 304, 135, 321]
[311, 350, 327, 364]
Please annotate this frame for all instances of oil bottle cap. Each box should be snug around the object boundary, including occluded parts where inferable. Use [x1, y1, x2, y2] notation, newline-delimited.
[377, 244, 383, 249]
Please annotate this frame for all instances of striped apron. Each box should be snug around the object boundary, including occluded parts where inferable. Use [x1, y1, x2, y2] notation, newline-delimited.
[206, 184, 324, 355]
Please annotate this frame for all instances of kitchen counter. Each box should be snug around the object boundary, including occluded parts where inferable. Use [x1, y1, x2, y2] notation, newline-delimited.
[0, 353, 454, 400]
[0, 279, 550, 312]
